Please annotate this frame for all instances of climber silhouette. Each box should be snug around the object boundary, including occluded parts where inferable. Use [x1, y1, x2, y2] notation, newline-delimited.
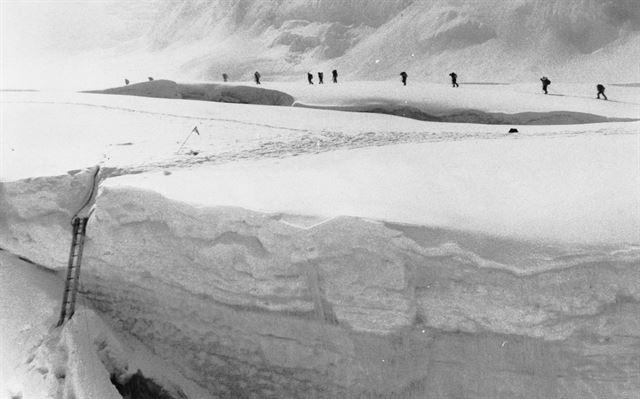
[332, 69, 338, 83]
[540, 76, 551, 94]
[400, 71, 408, 86]
[597, 84, 607, 100]
[124, 78, 129, 86]
[222, 73, 229, 82]
[307, 72, 314, 85]
[449, 72, 459, 87]
[254, 71, 261, 85]
[318, 72, 324, 84]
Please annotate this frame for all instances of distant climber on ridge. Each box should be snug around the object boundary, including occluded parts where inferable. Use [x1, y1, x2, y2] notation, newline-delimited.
[148, 77, 154, 81]
[124, 78, 130, 86]
[596, 84, 607, 100]
[332, 69, 338, 83]
[400, 71, 408, 86]
[254, 71, 261, 85]
[449, 72, 459, 87]
[318, 72, 324, 84]
[307, 72, 314, 85]
[540, 76, 551, 94]
[222, 73, 229, 82]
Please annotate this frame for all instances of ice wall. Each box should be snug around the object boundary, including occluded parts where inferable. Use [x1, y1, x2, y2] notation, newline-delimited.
[0, 169, 97, 268]
[2, 174, 639, 397]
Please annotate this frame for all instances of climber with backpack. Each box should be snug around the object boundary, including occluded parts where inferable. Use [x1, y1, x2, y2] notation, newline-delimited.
[596, 84, 607, 100]
[540, 76, 551, 94]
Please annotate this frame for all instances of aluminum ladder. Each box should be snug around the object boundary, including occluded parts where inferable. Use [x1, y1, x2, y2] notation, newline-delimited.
[56, 216, 89, 326]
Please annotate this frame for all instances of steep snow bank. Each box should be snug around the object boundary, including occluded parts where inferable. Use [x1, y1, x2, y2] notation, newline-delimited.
[0, 170, 98, 268]
[2, 161, 639, 397]
[2, 90, 639, 397]
[294, 103, 632, 125]
[0, 250, 211, 399]
[88, 79, 295, 106]
[87, 80, 640, 124]
[79, 185, 640, 397]
[2, 131, 638, 396]
[279, 81, 640, 121]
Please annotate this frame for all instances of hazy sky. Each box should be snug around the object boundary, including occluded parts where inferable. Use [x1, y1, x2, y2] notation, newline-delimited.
[1, 0, 159, 89]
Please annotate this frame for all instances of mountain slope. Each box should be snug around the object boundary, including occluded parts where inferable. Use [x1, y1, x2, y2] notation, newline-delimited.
[3, 0, 638, 89]
[146, 0, 640, 83]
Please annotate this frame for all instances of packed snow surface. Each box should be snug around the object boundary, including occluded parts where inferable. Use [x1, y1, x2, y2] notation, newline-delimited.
[90, 79, 640, 125]
[108, 134, 639, 244]
[1, 83, 639, 398]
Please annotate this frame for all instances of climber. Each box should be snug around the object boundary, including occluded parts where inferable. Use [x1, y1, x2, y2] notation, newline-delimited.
[540, 76, 551, 94]
[449, 72, 459, 88]
[332, 69, 338, 83]
[307, 72, 314, 85]
[148, 76, 154, 81]
[400, 71, 408, 86]
[124, 78, 130, 86]
[222, 73, 229, 82]
[318, 72, 324, 84]
[596, 84, 607, 100]
[254, 71, 261, 85]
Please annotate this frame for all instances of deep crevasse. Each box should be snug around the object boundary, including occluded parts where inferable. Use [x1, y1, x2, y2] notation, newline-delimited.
[2, 169, 639, 398]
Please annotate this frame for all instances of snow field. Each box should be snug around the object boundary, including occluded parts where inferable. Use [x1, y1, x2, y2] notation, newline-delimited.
[108, 133, 640, 244]
[1, 85, 639, 397]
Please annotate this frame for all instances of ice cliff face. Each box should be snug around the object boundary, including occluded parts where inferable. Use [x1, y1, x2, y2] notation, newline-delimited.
[143, 0, 640, 82]
[2, 171, 639, 398]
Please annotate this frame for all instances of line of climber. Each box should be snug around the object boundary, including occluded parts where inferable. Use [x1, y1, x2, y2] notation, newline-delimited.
[124, 70, 610, 101]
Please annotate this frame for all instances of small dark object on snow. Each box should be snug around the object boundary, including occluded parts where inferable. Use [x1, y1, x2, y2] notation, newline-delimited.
[148, 77, 154, 81]
[318, 72, 324, 84]
[111, 370, 177, 399]
[254, 71, 261, 85]
[332, 69, 338, 83]
[400, 71, 408, 86]
[307, 72, 314, 85]
[597, 84, 607, 100]
[222, 73, 229, 82]
[540, 76, 551, 94]
[124, 78, 130, 85]
[509, 128, 519, 133]
[188, 150, 199, 156]
[449, 72, 459, 87]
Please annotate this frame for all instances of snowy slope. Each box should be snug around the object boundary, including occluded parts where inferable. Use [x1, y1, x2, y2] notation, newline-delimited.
[2, 0, 639, 89]
[2, 87, 639, 397]
[131, 0, 640, 83]
[92, 79, 640, 125]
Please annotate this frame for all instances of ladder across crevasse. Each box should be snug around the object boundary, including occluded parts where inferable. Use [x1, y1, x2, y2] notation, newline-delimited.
[56, 216, 89, 327]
